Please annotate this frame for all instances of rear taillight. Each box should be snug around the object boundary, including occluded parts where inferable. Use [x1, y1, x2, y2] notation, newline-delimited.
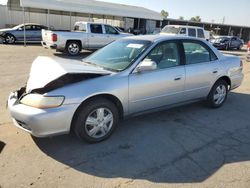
[51, 33, 57, 42]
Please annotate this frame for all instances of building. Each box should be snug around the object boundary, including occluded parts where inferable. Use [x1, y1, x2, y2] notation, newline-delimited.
[162, 18, 250, 42]
[0, 0, 162, 34]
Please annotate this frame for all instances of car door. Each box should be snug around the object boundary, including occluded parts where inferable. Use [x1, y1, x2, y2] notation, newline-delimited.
[23, 25, 34, 41]
[230, 37, 238, 48]
[183, 40, 220, 100]
[129, 41, 185, 114]
[103, 25, 120, 43]
[32, 25, 43, 41]
[88, 24, 105, 48]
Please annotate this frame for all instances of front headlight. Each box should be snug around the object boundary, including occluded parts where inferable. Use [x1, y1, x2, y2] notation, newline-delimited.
[20, 94, 65, 109]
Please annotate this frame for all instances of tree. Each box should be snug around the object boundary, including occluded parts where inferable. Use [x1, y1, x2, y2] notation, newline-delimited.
[190, 16, 201, 22]
[161, 10, 169, 19]
[179, 16, 184, 20]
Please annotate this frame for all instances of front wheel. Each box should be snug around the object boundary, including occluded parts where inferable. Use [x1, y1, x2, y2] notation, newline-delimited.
[66, 41, 81, 56]
[207, 80, 228, 108]
[73, 98, 119, 143]
[5, 34, 16, 44]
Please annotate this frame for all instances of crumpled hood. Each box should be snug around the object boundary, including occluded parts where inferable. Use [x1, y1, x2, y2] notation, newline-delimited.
[26, 56, 111, 92]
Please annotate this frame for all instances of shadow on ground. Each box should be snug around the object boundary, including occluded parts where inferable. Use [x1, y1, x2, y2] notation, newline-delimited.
[0, 141, 6, 153]
[53, 50, 93, 60]
[32, 92, 250, 183]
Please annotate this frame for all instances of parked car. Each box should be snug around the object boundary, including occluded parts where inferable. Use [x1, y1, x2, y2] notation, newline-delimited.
[247, 41, 250, 62]
[41, 21, 132, 56]
[0, 23, 48, 44]
[160, 25, 210, 40]
[211, 36, 244, 50]
[8, 35, 244, 143]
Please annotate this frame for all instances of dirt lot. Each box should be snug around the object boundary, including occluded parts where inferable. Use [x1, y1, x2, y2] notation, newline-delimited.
[0, 44, 250, 188]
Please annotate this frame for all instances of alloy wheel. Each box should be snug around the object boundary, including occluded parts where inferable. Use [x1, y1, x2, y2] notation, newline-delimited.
[84, 108, 114, 139]
[68, 43, 80, 55]
[5, 35, 15, 44]
[213, 85, 227, 105]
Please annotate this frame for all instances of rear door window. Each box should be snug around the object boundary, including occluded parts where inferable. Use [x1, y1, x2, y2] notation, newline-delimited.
[104, 25, 119, 35]
[197, 29, 205, 38]
[90, 24, 103, 34]
[188, 28, 196, 37]
[183, 41, 217, 64]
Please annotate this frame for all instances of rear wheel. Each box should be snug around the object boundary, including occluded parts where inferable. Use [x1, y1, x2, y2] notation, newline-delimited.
[207, 80, 228, 108]
[5, 34, 16, 44]
[73, 98, 119, 143]
[66, 41, 81, 56]
[238, 44, 243, 50]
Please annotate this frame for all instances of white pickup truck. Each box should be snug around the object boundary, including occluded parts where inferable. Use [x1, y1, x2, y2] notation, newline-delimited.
[42, 22, 132, 55]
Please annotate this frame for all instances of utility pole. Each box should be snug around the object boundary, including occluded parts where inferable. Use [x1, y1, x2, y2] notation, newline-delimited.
[222, 16, 225, 24]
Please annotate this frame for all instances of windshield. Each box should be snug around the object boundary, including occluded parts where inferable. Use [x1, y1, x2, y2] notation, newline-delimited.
[13, 24, 23, 29]
[83, 39, 152, 71]
[161, 26, 180, 34]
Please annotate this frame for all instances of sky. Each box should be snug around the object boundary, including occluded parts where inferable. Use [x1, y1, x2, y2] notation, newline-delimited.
[0, 0, 250, 26]
[100, 0, 250, 27]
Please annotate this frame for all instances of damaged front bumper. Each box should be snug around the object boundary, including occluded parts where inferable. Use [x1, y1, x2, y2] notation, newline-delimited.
[7, 87, 79, 137]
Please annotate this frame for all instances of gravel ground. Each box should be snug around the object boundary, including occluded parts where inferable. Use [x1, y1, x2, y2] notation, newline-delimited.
[0, 44, 250, 188]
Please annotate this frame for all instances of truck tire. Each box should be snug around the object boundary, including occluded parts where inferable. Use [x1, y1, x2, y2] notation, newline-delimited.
[66, 41, 81, 56]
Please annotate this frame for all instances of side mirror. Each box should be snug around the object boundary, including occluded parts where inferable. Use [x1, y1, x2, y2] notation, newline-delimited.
[136, 59, 157, 73]
[18, 27, 23, 31]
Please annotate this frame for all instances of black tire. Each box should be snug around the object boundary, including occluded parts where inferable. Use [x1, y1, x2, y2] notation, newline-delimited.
[207, 79, 228, 108]
[238, 44, 243, 50]
[73, 98, 119, 143]
[66, 41, 81, 56]
[5, 34, 16, 44]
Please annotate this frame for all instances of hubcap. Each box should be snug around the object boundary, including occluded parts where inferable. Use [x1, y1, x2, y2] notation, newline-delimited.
[213, 85, 227, 105]
[6, 35, 15, 44]
[85, 108, 113, 139]
[68, 43, 79, 55]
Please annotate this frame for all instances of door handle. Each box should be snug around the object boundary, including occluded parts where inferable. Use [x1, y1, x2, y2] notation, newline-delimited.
[91, 35, 94, 37]
[212, 70, 218, 74]
[174, 76, 182, 81]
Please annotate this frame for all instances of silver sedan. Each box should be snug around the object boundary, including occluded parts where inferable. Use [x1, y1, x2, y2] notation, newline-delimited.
[8, 35, 244, 143]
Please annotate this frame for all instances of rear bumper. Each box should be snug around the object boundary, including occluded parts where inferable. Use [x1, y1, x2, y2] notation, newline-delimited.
[7, 90, 79, 137]
[41, 41, 57, 49]
[230, 73, 244, 90]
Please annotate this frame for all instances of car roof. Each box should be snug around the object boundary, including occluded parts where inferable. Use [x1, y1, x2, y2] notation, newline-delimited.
[164, 25, 203, 29]
[124, 34, 205, 43]
[17, 23, 45, 27]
